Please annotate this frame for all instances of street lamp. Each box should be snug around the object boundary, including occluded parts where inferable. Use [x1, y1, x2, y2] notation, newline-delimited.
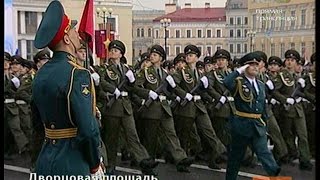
[160, 18, 171, 55]
[247, 30, 256, 52]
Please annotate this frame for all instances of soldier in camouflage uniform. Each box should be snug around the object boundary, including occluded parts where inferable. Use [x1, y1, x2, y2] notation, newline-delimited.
[272, 49, 313, 170]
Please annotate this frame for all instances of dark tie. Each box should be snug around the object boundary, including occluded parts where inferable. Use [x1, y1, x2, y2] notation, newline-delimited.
[252, 80, 259, 95]
[157, 68, 162, 79]
[117, 64, 123, 76]
[194, 69, 199, 81]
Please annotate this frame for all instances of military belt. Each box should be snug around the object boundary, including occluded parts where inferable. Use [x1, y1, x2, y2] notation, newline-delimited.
[16, 100, 27, 105]
[45, 127, 77, 139]
[120, 91, 128, 97]
[193, 95, 201, 102]
[4, 99, 15, 103]
[235, 110, 262, 119]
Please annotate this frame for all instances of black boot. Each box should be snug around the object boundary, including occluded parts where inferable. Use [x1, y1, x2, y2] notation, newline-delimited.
[208, 161, 221, 170]
[140, 158, 159, 169]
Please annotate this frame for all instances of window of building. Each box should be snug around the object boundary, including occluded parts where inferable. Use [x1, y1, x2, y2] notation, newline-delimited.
[271, 43, 275, 56]
[18, 11, 21, 34]
[301, 42, 305, 57]
[244, 29, 247, 37]
[165, 29, 169, 38]
[252, 44, 255, 52]
[25, 11, 37, 34]
[271, 19, 275, 29]
[301, 9, 306, 27]
[186, 29, 191, 38]
[237, 17, 241, 25]
[313, 9, 315, 25]
[175, 45, 181, 55]
[230, 29, 234, 38]
[290, 10, 295, 28]
[280, 43, 285, 59]
[216, 45, 222, 50]
[216, 29, 221, 38]
[18, 40, 22, 54]
[148, 28, 152, 37]
[141, 28, 144, 37]
[244, 43, 248, 53]
[252, 14, 256, 30]
[244, 17, 248, 25]
[165, 45, 170, 55]
[261, 14, 266, 30]
[26, 40, 37, 60]
[155, 29, 159, 38]
[230, 17, 234, 25]
[261, 43, 265, 52]
[229, 44, 234, 53]
[206, 46, 212, 56]
[290, 42, 295, 50]
[197, 29, 202, 38]
[137, 28, 140, 37]
[280, 11, 285, 30]
[107, 17, 116, 32]
[312, 42, 315, 53]
[237, 29, 241, 37]
[175, 29, 180, 38]
[237, 44, 241, 53]
[197, 46, 202, 55]
[207, 29, 211, 38]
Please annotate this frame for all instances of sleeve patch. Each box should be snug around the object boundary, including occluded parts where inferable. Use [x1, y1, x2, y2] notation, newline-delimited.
[81, 84, 90, 97]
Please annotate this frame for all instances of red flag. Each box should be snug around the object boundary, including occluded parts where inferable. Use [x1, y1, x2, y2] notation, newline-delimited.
[78, 0, 94, 51]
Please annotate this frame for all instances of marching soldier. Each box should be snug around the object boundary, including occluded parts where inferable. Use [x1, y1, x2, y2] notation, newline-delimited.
[302, 53, 316, 158]
[255, 52, 289, 165]
[32, 1, 104, 176]
[196, 61, 205, 74]
[272, 49, 313, 170]
[224, 52, 280, 180]
[171, 44, 226, 169]
[173, 53, 187, 71]
[33, 49, 51, 70]
[99, 40, 158, 175]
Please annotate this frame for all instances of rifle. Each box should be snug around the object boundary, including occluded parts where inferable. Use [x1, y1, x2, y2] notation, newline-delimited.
[214, 90, 230, 109]
[106, 76, 128, 108]
[180, 82, 202, 107]
[137, 81, 168, 112]
[283, 83, 302, 111]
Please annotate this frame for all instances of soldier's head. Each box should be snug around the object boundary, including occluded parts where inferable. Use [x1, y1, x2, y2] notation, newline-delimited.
[196, 61, 205, 74]
[4, 52, 12, 71]
[184, 45, 200, 64]
[254, 51, 268, 72]
[34, 1, 80, 56]
[34, 49, 51, 70]
[77, 40, 87, 62]
[239, 52, 260, 77]
[204, 56, 216, 72]
[10, 55, 23, 75]
[284, 49, 300, 70]
[140, 52, 152, 69]
[213, 49, 230, 70]
[174, 53, 186, 70]
[268, 56, 282, 73]
[149, 45, 166, 64]
[295, 57, 305, 74]
[20, 59, 32, 75]
[108, 40, 126, 63]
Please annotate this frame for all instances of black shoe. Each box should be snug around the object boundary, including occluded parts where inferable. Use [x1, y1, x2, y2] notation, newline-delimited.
[141, 168, 158, 176]
[176, 164, 191, 173]
[275, 167, 281, 176]
[4, 153, 18, 160]
[164, 155, 175, 164]
[178, 157, 194, 167]
[121, 152, 131, 161]
[140, 158, 159, 169]
[215, 154, 228, 164]
[208, 162, 221, 170]
[299, 161, 313, 171]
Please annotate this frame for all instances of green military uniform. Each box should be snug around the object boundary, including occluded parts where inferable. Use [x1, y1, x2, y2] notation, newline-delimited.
[172, 45, 226, 169]
[271, 50, 312, 170]
[132, 45, 193, 172]
[224, 53, 280, 180]
[32, 1, 101, 176]
[100, 40, 157, 174]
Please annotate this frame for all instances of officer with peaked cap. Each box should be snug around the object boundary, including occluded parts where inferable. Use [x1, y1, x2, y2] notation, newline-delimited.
[269, 49, 313, 171]
[224, 52, 281, 180]
[31, 0, 104, 177]
[33, 49, 51, 70]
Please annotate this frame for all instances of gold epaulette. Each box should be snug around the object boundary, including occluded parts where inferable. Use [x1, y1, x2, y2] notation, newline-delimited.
[279, 72, 294, 87]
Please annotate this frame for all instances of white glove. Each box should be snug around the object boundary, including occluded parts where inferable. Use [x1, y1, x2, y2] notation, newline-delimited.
[236, 64, 250, 74]
[148, 90, 158, 100]
[125, 70, 135, 83]
[297, 78, 305, 88]
[166, 75, 176, 88]
[91, 72, 100, 86]
[200, 76, 209, 89]
[185, 93, 193, 101]
[91, 165, 105, 180]
[286, 98, 295, 105]
[295, 97, 302, 103]
[11, 76, 20, 88]
[270, 98, 277, 105]
[113, 88, 121, 99]
[176, 96, 181, 102]
[141, 99, 145, 105]
[266, 80, 274, 90]
[219, 96, 227, 104]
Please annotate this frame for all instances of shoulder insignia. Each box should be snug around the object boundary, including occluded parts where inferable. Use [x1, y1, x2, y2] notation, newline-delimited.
[81, 84, 90, 96]
[67, 55, 78, 63]
[182, 68, 194, 84]
[145, 68, 157, 84]
[279, 72, 294, 87]
[213, 70, 223, 84]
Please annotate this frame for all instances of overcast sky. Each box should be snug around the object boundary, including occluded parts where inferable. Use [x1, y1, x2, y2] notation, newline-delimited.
[132, 0, 227, 10]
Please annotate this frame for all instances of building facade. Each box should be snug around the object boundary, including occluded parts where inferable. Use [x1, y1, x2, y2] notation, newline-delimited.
[248, 0, 315, 61]
[132, 10, 165, 63]
[152, 3, 227, 61]
[225, 0, 249, 59]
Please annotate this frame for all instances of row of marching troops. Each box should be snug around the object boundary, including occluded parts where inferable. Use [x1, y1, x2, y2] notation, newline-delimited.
[3, 40, 315, 176]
